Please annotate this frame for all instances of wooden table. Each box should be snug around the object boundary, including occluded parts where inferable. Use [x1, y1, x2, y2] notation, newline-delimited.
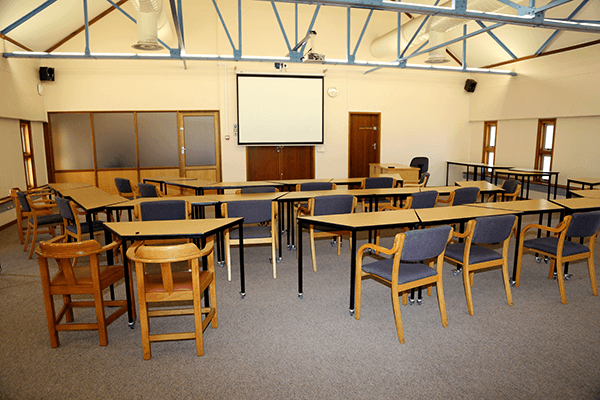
[370, 163, 419, 183]
[566, 178, 600, 198]
[104, 217, 244, 326]
[47, 182, 93, 196]
[446, 161, 513, 185]
[454, 180, 505, 201]
[60, 186, 129, 240]
[494, 168, 559, 200]
[297, 210, 420, 313]
[142, 176, 198, 193]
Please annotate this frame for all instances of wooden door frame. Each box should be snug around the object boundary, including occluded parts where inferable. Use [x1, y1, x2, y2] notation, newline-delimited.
[178, 111, 222, 181]
[348, 112, 381, 177]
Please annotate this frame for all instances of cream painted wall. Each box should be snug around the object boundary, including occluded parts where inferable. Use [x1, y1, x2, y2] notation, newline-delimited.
[0, 43, 46, 122]
[0, 118, 27, 227]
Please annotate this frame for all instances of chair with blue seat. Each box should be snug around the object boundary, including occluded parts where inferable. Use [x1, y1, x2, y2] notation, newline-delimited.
[360, 176, 396, 212]
[137, 183, 160, 198]
[355, 225, 453, 343]
[235, 186, 279, 194]
[439, 187, 481, 206]
[114, 177, 138, 199]
[16, 190, 63, 259]
[296, 182, 336, 192]
[221, 199, 278, 279]
[10, 187, 55, 246]
[56, 196, 105, 244]
[516, 211, 600, 304]
[444, 214, 517, 316]
[297, 194, 357, 272]
[136, 199, 191, 221]
[487, 179, 521, 202]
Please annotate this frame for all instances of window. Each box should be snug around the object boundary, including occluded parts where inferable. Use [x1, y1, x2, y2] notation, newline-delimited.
[20, 120, 37, 189]
[482, 121, 497, 173]
[535, 119, 556, 181]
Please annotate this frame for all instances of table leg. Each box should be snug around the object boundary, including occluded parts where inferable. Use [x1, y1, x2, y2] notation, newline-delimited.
[239, 221, 246, 298]
[278, 200, 284, 260]
[120, 239, 136, 327]
[298, 220, 304, 299]
[511, 215, 522, 284]
[446, 163, 450, 186]
[349, 233, 358, 315]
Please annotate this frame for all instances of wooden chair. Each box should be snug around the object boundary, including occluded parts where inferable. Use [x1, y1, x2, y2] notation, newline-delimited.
[297, 195, 356, 272]
[16, 190, 63, 259]
[403, 172, 430, 188]
[359, 176, 396, 212]
[355, 225, 453, 343]
[487, 179, 521, 202]
[10, 187, 55, 245]
[222, 199, 278, 279]
[138, 182, 180, 198]
[114, 177, 138, 199]
[444, 215, 517, 316]
[126, 239, 217, 360]
[35, 236, 131, 347]
[134, 199, 191, 221]
[235, 186, 279, 194]
[438, 187, 480, 206]
[516, 211, 600, 304]
[55, 196, 105, 243]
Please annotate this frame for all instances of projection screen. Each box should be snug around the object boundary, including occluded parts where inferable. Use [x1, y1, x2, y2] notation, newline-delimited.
[236, 74, 324, 145]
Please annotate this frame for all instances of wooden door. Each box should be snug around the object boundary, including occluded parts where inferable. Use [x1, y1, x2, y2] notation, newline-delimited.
[246, 146, 314, 181]
[348, 113, 380, 178]
[178, 111, 222, 182]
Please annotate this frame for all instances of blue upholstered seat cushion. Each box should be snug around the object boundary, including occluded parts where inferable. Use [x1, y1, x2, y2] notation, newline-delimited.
[66, 220, 104, 234]
[523, 237, 590, 257]
[445, 243, 502, 263]
[31, 214, 63, 226]
[229, 225, 271, 240]
[362, 258, 437, 284]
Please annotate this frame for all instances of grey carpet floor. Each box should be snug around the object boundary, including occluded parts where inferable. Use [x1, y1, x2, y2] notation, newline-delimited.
[1, 214, 600, 400]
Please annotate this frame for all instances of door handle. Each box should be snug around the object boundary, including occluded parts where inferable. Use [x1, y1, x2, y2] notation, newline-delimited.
[372, 143, 377, 150]
[181, 147, 186, 155]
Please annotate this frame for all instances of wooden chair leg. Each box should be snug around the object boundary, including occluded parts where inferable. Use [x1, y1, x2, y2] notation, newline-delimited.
[310, 229, 317, 272]
[548, 258, 556, 279]
[462, 267, 475, 316]
[556, 261, 567, 304]
[391, 291, 405, 343]
[192, 286, 204, 356]
[588, 255, 598, 296]
[271, 235, 277, 279]
[92, 284, 108, 346]
[436, 280, 448, 329]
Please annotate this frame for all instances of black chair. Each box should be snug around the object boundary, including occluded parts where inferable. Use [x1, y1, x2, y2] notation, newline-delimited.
[445, 214, 517, 316]
[355, 225, 453, 343]
[409, 157, 429, 180]
[516, 211, 600, 304]
[222, 200, 278, 279]
[137, 183, 160, 198]
[298, 195, 357, 272]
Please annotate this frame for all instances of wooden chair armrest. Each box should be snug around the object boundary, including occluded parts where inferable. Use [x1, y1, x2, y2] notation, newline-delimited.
[486, 194, 497, 202]
[380, 204, 405, 211]
[297, 205, 310, 216]
[521, 220, 567, 236]
[357, 242, 396, 258]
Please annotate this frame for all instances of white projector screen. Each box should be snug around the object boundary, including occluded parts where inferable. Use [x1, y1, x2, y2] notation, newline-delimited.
[236, 74, 324, 145]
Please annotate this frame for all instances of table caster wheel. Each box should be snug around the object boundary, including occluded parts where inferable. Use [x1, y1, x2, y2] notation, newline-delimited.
[128, 321, 136, 329]
[218, 261, 225, 267]
[416, 298, 422, 305]
[349, 309, 354, 316]
[240, 292, 246, 299]
[277, 257, 282, 263]
[452, 268, 461, 276]
[536, 257, 542, 263]
[298, 293, 303, 299]
[564, 273, 573, 281]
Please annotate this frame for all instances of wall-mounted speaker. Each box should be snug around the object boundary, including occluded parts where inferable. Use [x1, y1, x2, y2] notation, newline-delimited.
[39, 67, 55, 82]
[464, 79, 477, 93]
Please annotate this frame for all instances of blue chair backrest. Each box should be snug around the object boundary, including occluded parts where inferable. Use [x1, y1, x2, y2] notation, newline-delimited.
[16, 191, 31, 212]
[364, 177, 394, 189]
[226, 200, 272, 224]
[472, 214, 516, 244]
[300, 182, 334, 191]
[55, 197, 75, 220]
[419, 172, 430, 186]
[566, 211, 600, 238]
[138, 183, 159, 198]
[114, 178, 133, 193]
[313, 195, 354, 216]
[240, 186, 277, 194]
[410, 191, 438, 209]
[140, 200, 187, 221]
[401, 225, 452, 262]
[452, 187, 480, 206]
[502, 179, 520, 194]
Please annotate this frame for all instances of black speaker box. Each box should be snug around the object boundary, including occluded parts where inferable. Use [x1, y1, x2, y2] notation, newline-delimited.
[464, 79, 477, 93]
[39, 67, 55, 82]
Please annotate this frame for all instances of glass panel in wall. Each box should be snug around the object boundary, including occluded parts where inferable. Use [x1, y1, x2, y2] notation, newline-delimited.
[543, 125, 554, 150]
[49, 113, 94, 170]
[184, 115, 216, 166]
[137, 112, 178, 168]
[489, 126, 496, 147]
[93, 113, 136, 169]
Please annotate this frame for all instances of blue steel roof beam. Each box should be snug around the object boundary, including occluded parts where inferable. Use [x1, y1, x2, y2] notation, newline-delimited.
[399, 13, 432, 58]
[105, 0, 172, 51]
[350, 9, 374, 61]
[178, 0, 185, 48]
[1, 0, 58, 35]
[475, 20, 517, 59]
[84, 0, 91, 56]
[462, 24, 467, 70]
[271, 2, 293, 54]
[169, 0, 186, 66]
[347, 8, 351, 61]
[535, 0, 575, 14]
[493, 0, 533, 16]
[211, 0, 240, 58]
[399, 22, 504, 63]
[261, 0, 600, 34]
[299, 5, 321, 56]
[536, 0, 589, 56]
